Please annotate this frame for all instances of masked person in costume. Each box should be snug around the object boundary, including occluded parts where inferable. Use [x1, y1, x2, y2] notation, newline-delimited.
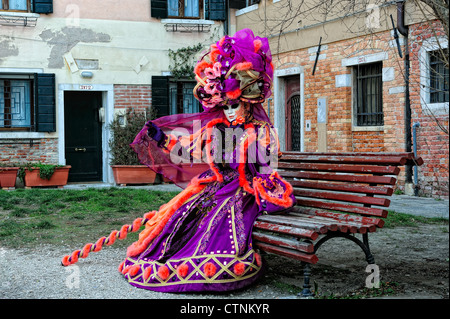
[62, 29, 295, 293]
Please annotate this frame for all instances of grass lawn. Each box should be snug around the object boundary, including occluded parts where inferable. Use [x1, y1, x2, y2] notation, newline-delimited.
[0, 188, 447, 249]
[0, 187, 180, 249]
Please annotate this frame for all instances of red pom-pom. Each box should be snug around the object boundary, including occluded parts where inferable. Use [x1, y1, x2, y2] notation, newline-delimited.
[118, 261, 125, 273]
[143, 267, 152, 280]
[204, 262, 217, 278]
[177, 264, 189, 278]
[255, 253, 262, 267]
[210, 44, 220, 62]
[226, 88, 242, 100]
[236, 62, 253, 71]
[253, 39, 262, 52]
[128, 265, 140, 277]
[234, 262, 245, 276]
[122, 265, 131, 275]
[157, 265, 170, 280]
[194, 61, 212, 77]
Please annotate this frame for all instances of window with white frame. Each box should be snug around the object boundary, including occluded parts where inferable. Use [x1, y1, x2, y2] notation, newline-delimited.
[168, 0, 201, 18]
[429, 48, 449, 104]
[420, 38, 449, 113]
[354, 62, 384, 126]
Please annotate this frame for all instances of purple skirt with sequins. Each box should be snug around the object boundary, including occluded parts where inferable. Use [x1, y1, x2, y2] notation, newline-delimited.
[121, 168, 265, 293]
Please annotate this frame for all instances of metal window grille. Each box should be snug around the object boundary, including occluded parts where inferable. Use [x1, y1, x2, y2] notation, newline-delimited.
[0, 79, 33, 129]
[169, 81, 201, 115]
[356, 62, 383, 126]
[430, 49, 449, 104]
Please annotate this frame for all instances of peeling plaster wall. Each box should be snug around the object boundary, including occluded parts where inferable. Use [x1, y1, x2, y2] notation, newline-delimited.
[1, 17, 223, 83]
[39, 26, 111, 68]
[0, 9, 224, 181]
[0, 37, 19, 63]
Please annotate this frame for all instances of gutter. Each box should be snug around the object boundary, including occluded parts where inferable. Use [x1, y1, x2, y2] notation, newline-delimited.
[396, 0, 414, 187]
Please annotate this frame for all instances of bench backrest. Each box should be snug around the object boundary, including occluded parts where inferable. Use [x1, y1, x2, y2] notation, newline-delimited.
[276, 151, 423, 222]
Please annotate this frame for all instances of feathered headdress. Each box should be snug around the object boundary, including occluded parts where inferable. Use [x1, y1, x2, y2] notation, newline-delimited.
[193, 29, 274, 110]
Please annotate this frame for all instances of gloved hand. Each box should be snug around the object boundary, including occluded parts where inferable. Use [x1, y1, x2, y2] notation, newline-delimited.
[145, 121, 166, 146]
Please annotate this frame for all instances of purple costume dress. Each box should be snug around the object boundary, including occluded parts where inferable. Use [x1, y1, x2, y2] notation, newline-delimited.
[122, 117, 294, 293]
[120, 29, 295, 293]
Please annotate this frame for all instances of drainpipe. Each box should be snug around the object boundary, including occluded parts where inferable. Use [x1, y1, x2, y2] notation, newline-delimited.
[413, 122, 420, 196]
[396, 0, 414, 192]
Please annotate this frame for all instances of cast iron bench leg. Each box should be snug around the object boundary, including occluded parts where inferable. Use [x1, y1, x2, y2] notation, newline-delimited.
[298, 233, 376, 298]
[299, 262, 314, 297]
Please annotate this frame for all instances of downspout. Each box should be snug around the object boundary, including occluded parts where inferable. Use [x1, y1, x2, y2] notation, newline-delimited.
[224, 0, 229, 35]
[413, 122, 420, 196]
[396, 0, 414, 191]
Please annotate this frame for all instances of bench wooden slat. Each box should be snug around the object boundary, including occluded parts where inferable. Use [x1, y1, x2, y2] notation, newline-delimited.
[293, 189, 391, 207]
[253, 220, 319, 240]
[297, 199, 388, 218]
[252, 231, 314, 253]
[297, 207, 386, 228]
[288, 210, 356, 233]
[280, 171, 397, 185]
[254, 242, 319, 264]
[282, 215, 339, 232]
[288, 212, 377, 234]
[288, 180, 394, 196]
[281, 151, 424, 166]
[257, 214, 329, 234]
[279, 154, 407, 166]
[277, 162, 401, 175]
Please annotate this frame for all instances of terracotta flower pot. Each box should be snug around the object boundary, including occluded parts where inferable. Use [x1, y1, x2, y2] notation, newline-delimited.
[158, 163, 210, 184]
[111, 165, 158, 186]
[24, 166, 71, 189]
[0, 167, 19, 189]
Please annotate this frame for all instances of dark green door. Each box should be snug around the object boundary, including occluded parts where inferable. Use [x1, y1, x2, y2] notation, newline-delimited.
[64, 91, 103, 182]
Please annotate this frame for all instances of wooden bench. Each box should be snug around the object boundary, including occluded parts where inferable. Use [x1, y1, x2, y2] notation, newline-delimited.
[253, 151, 423, 297]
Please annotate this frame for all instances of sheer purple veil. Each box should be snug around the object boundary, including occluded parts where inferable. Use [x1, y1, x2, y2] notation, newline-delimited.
[130, 104, 271, 189]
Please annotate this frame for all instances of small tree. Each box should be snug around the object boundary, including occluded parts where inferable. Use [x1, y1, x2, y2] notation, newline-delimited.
[108, 107, 156, 165]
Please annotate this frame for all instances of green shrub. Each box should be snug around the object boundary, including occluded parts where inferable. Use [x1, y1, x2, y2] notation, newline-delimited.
[108, 107, 156, 165]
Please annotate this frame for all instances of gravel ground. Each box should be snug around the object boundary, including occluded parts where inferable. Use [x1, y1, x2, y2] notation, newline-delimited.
[1, 223, 448, 301]
[0, 244, 294, 300]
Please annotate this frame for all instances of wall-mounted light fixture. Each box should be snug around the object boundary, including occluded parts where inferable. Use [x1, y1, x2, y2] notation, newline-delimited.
[81, 71, 94, 78]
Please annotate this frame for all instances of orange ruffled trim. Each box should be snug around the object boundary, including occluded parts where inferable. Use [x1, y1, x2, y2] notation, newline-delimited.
[253, 171, 294, 209]
[238, 123, 256, 195]
[126, 181, 208, 257]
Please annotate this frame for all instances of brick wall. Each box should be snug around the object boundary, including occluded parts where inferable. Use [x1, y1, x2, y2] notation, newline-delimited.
[408, 20, 449, 198]
[114, 84, 152, 111]
[0, 138, 59, 166]
[266, 21, 448, 198]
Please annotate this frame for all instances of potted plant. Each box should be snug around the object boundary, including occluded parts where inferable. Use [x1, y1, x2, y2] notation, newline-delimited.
[18, 162, 71, 188]
[0, 163, 20, 189]
[109, 107, 160, 186]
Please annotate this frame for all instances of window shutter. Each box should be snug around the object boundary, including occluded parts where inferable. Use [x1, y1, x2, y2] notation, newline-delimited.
[205, 0, 226, 21]
[152, 76, 170, 117]
[229, 0, 246, 9]
[33, 0, 53, 14]
[35, 73, 56, 132]
[151, 0, 168, 19]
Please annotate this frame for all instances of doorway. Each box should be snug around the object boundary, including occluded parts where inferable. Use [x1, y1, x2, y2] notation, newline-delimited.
[64, 91, 103, 182]
[285, 76, 301, 151]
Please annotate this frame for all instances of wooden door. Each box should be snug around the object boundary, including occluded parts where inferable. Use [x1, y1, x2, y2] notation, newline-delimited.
[64, 91, 103, 182]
